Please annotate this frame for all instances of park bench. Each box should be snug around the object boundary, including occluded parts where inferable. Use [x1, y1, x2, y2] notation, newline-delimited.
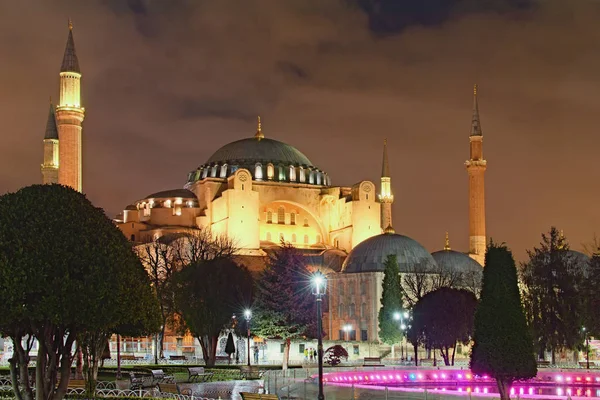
[67, 379, 86, 389]
[240, 366, 264, 380]
[579, 361, 595, 368]
[187, 367, 213, 383]
[240, 393, 278, 400]
[169, 355, 187, 361]
[363, 357, 383, 367]
[121, 354, 141, 361]
[151, 369, 175, 384]
[158, 383, 192, 396]
[129, 372, 156, 390]
[537, 361, 551, 368]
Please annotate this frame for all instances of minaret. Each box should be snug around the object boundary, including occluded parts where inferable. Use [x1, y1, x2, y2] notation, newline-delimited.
[56, 20, 85, 192]
[255, 116, 264, 140]
[378, 139, 394, 230]
[41, 100, 59, 184]
[465, 84, 487, 266]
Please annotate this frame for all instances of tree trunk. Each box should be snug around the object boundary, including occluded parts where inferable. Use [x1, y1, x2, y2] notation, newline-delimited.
[282, 338, 291, 371]
[451, 343, 456, 366]
[76, 345, 83, 379]
[551, 348, 556, 365]
[159, 328, 166, 359]
[198, 335, 218, 367]
[433, 349, 437, 367]
[497, 378, 512, 400]
[413, 344, 419, 366]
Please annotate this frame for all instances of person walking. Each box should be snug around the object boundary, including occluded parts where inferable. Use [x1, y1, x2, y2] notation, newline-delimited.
[253, 345, 259, 365]
[309, 348, 314, 363]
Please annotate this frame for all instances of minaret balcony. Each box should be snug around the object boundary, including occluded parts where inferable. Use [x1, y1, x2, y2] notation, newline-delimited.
[465, 159, 487, 168]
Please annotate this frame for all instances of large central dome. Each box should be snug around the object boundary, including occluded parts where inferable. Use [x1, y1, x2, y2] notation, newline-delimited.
[185, 118, 330, 186]
[207, 137, 314, 167]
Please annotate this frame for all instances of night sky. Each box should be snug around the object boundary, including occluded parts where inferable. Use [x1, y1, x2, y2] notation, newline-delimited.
[2, 0, 599, 260]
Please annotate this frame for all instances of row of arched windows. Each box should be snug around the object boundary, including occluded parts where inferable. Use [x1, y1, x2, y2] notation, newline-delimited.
[265, 232, 321, 244]
[266, 207, 308, 226]
[187, 163, 331, 186]
[338, 303, 367, 319]
[338, 281, 367, 296]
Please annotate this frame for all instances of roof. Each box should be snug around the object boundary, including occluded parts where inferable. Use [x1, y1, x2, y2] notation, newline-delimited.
[431, 249, 483, 273]
[206, 137, 314, 167]
[44, 103, 59, 140]
[61, 24, 80, 73]
[342, 232, 437, 273]
[143, 189, 197, 199]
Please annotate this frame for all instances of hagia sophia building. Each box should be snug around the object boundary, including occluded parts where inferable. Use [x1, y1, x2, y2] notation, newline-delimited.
[36, 23, 487, 362]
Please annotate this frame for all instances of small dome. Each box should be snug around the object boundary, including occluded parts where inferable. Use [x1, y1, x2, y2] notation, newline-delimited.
[342, 232, 437, 273]
[431, 249, 483, 273]
[144, 189, 196, 200]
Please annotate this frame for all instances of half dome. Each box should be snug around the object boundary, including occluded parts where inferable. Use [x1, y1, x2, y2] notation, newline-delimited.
[342, 232, 437, 273]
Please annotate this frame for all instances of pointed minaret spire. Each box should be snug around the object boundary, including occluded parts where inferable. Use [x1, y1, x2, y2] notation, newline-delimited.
[381, 138, 390, 178]
[61, 19, 80, 73]
[44, 101, 59, 140]
[444, 232, 451, 251]
[378, 138, 394, 231]
[471, 84, 482, 137]
[255, 116, 264, 140]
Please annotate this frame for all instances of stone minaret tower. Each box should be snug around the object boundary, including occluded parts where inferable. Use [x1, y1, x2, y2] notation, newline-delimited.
[378, 139, 394, 230]
[41, 100, 59, 184]
[56, 20, 85, 192]
[465, 85, 487, 266]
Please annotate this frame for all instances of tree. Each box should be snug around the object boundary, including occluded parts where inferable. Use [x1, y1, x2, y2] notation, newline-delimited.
[0, 184, 160, 400]
[520, 227, 584, 363]
[378, 255, 405, 347]
[471, 242, 536, 400]
[582, 252, 600, 337]
[225, 331, 236, 364]
[173, 257, 253, 366]
[137, 235, 179, 360]
[411, 287, 477, 365]
[402, 261, 463, 306]
[252, 243, 316, 370]
[324, 345, 348, 366]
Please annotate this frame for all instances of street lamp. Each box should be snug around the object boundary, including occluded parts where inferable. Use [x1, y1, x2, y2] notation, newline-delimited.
[312, 271, 327, 400]
[583, 326, 589, 370]
[244, 309, 252, 367]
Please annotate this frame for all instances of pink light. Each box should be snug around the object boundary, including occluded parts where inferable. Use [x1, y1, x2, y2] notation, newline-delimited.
[433, 374, 438, 379]
[529, 388, 534, 395]
[475, 387, 480, 393]
[389, 375, 394, 380]
[458, 374, 463, 379]
[556, 376, 563, 382]
[467, 388, 472, 393]
[382, 376, 388, 380]
[576, 377, 582, 381]
[484, 388, 489, 394]
[466, 374, 472, 380]
[566, 377, 572, 382]
[557, 389, 563, 396]
[376, 375, 381, 380]
[458, 388, 463, 392]
[396, 375, 401, 380]
[586, 377, 591, 382]
[519, 388, 524, 395]
[567, 388, 572, 395]
[418, 374, 423, 380]
[510, 388, 515, 395]
[358, 376, 363, 380]
[441, 373, 447, 379]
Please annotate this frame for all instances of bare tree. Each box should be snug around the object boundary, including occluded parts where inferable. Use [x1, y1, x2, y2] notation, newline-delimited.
[173, 228, 238, 266]
[402, 262, 471, 306]
[581, 233, 600, 257]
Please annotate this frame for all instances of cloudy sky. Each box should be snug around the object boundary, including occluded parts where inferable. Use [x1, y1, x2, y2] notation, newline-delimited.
[1, 0, 599, 260]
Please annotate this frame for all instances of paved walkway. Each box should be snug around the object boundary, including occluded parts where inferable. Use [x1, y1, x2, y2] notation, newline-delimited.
[180, 380, 264, 400]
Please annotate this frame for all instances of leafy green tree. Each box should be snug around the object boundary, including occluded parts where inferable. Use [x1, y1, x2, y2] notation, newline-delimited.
[411, 287, 477, 365]
[520, 227, 584, 363]
[0, 184, 160, 400]
[378, 255, 405, 346]
[173, 257, 253, 366]
[582, 252, 600, 337]
[252, 243, 315, 370]
[471, 242, 536, 400]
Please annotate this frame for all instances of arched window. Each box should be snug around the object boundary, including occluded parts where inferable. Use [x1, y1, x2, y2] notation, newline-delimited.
[292, 234, 297, 243]
[267, 163, 274, 180]
[338, 303, 344, 318]
[202, 168, 208, 179]
[290, 212, 296, 225]
[360, 280, 366, 295]
[339, 282, 345, 296]
[211, 165, 218, 177]
[130, 234, 135, 241]
[266, 232, 272, 241]
[349, 282, 355, 295]
[308, 169, 315, 184]
[278, 165, 286, 181]
[299, 167, 305, 183]
[220, 164, 228, 178]
[304, 235, 309, 244]
[266, 211, 273, 224]
[316, 172, 322, 185]
[277, 206, 285, 224]
[361, 303, 366, 318]
[255, 163, 263, 180]
[303, 218, 309, 227]
[349, 303, 355, 317]
[289, 165, 296, 181]
[316, 234, 321, 243]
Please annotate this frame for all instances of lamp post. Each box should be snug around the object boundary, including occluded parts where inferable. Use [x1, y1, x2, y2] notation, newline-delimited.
[583, 326, 590, 370]
[312, 272, 327, 400]
[244, 309, 252, 367]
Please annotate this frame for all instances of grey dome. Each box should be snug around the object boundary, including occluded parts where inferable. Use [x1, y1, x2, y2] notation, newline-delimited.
[431, 249, 483, 273]
[342, 232, 437, 273]
[207, 137, 314, 167]
[144, 189, 196, 199]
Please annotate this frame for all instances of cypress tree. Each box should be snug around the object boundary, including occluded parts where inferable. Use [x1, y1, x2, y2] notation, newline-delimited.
[470, 242, 536, 400]
[378, 254, 405, 346]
